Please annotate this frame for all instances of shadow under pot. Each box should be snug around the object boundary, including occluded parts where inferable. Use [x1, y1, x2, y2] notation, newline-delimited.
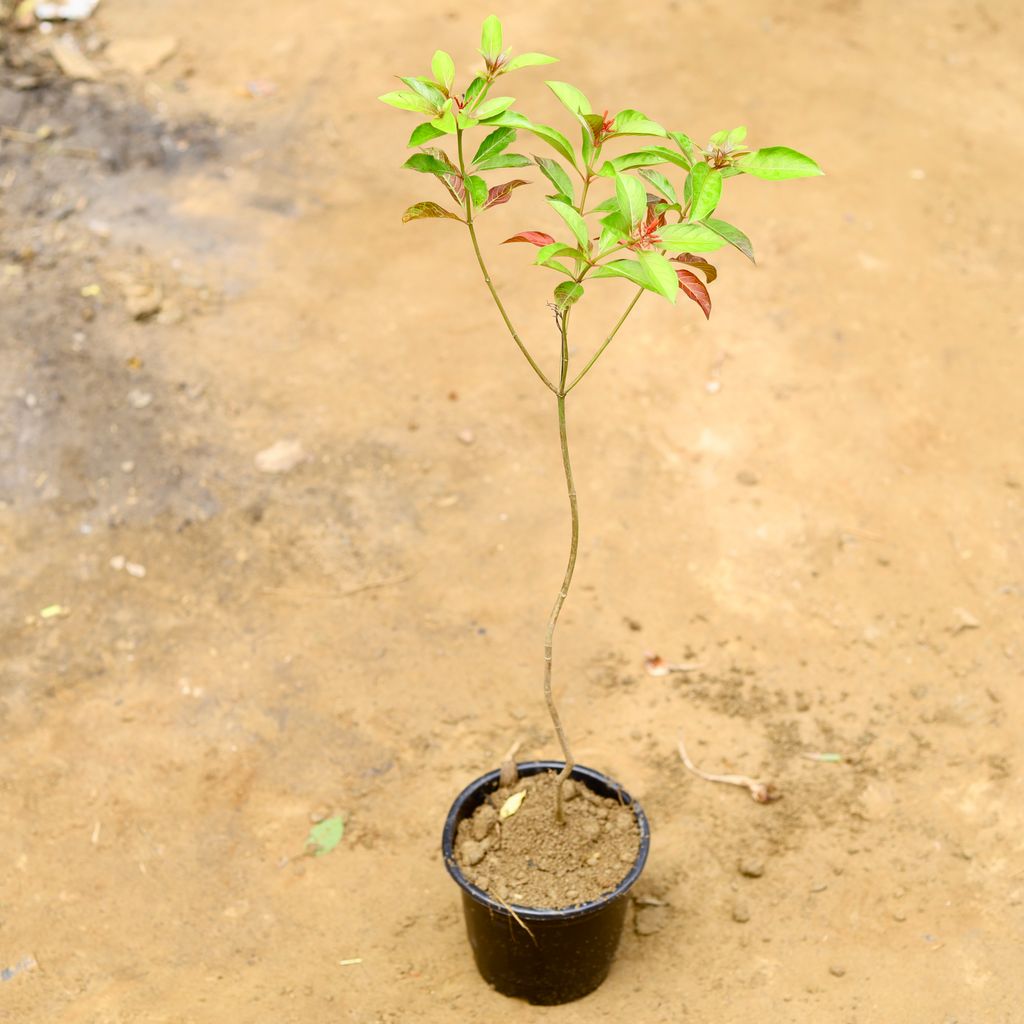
[441, 760, 651, 1005]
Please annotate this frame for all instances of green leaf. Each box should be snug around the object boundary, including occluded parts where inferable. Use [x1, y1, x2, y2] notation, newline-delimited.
[504, 52, 558, 71]
[657, 223, 729, 253]
[481, 15, 503, 60]
[554, 281, 584, 311]
[734, 146, 823, 180]
[466, 175, 488, 208]
[379, 90, 437, 115]
[536, 241, 580, 263]
[709, 129, 729, 147]
[638, 168, 678, 205]
[431, 107, 457, 134]
[590, 197, 620, 213]
[402, 201, 462, 223]
[638, 250, 678, 302]
[534, 156, 574, 201]
[306, 816, 345, 856]
[669, 131, 695, 166]
[399, 76, 446, 109]
[612, 109, 667, 138]
[474, 153, 532, 170]
[408, 122, 446, 147]
[726, 126, 747, 147]
[596, 210, 630, 256]
[465, 76, 487, 106]
[591, 258, 650, 290]
[580, 124, 595, 168]
[431, 51, 455, 92]
[546, 80, 591, 116]
[473, 96, 516, 120]
[702, 217, 755, 261]
[686, 164, 723, 221]
[456, 112, 479, 130]
[482, 111, 579, 168]
[402, 153, 455, 176]
[614, 172, 646, 231]
[597, 149, 674, 176]
[546, 198, 590, 250]
[472, 127, 516, 165]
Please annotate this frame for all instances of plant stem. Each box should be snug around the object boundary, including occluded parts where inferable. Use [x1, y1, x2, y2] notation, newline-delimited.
[546, 310, 578, 823]
[565, 287, 644, 393]
[456, 130, 556, 394]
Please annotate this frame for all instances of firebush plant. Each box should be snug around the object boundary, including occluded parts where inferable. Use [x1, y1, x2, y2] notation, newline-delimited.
[381, 16, 821, 822]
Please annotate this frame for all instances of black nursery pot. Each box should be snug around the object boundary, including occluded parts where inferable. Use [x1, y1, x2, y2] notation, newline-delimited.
[441, 760, 651, 1005]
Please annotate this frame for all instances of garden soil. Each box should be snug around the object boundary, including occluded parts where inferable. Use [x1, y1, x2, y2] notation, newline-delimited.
[1, 2, 1022, 1022]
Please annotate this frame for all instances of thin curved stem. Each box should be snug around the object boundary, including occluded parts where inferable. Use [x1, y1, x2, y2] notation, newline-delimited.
[565, 287, 644, 393]
[456, 130, 556, 394]
[545, 311, 578, 823]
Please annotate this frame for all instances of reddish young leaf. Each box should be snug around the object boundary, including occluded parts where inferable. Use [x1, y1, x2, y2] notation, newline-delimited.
[673, 252, 717, 283]
[502, 231, 556, 246]
[675, 268, 712, 319]
[485, 179, 530, 209]
[402, 202, 463, 223]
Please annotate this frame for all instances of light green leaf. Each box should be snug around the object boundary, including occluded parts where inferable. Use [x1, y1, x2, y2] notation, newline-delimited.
[534, 156, 574, 201]
[472, 126, 516, 165]
[399, 76, 446, 109]
[402, 201, 462, 223]
[547, 198, 590, 250]
[614, 171, 646, 231]
[598, 150, 673, 176]
[535, 241, 580, 275]
[456, 112, 479, 130]
[669, 131, 695, 166]
[554, 280, 584, 311]
[466, 175, 488, 208]
[481, 110, 579, 169]
[431, 107, 457, 134]
[702, 217, 755, 261]
[734, 146, 823, 180]
[591, 258, 650, 290]
[431, 50, 455, 92]
[504, 52, 558, 72]
[709, 129, 729, 147]
[403, 153, 454, 176]
[408, 122, 446, 147]
[638, 167, 678, 205]
[726, 126, 747, 146]
[638, 250, 678, 302]
[612, 109, 667, 138]
[465, 76, 487, 106]
[546, 80, 591, 116]
[481, 15, 503, 60]
[474, 153, 532, 170]
[473, 95, 515, 120]
[657, 223, 729, 253]
[596, 210, 630, 256]
[379, 90, 437, 115]
[306, 816, 345, 856]
[687, 164, 723, 221]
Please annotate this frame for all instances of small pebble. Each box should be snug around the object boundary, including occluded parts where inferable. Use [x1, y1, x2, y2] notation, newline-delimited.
[120, 460, 135, 473]
[829, 964, 846, 978]
[892, 909, 907, 922]
[732, 900, 751, 924]
[736, 469, 759, 486]
[810, 882, 828, 893]
[125, 562, 146, 578]
[634, 905, 669, 936]
[109, 555, 126, 571]
[456, 429, 475, 445]
[739, 858, 765, 878]
[562, 779, 578, 801]
[471, 805, 497, 841]
[127, 389, 153, 409]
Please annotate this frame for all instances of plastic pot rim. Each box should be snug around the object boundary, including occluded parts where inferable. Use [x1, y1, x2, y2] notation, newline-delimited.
[442, 759, 651, 922]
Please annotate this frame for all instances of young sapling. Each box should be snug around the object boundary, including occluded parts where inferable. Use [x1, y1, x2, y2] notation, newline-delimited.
[381, 15, 821, 833]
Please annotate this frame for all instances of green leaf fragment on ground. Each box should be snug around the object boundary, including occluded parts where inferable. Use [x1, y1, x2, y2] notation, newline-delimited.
[306, 816, 345, 856]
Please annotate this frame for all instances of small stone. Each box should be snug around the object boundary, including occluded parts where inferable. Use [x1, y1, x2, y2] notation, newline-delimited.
[109, 555, 126, 571]
[829, 964, 846, 978]
[736, 469, 759, 486]
[120, 460, 135, 473]
[471, 805, 497, 841]
[461, 839, 486, 867]
[739, 858, 765, 878]
[951, 607, 980, 634]
[125, 562, 147, 578]
[892, 909, 907, 922]
[456, 429, 475, 445]
[810, 882, 828, 893]
[127, 389, 153, 409]
[732, 900, 751, 924]
[562, 779, 578, 801]
[582, 820, 602, 841]
[255, 439, 306, 474]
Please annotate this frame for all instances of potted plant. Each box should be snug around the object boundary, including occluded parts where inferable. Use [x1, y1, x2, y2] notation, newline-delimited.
[380, 15, 821, 1004]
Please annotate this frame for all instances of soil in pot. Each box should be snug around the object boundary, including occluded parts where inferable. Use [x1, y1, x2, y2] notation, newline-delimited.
[454, 770, 641, 909]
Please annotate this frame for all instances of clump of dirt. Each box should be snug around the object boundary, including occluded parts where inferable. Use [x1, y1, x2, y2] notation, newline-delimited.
[455, 771, 641, 909]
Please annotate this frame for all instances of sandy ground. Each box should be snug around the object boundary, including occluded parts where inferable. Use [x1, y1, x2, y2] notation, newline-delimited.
[2, 1, 1023, 1021]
